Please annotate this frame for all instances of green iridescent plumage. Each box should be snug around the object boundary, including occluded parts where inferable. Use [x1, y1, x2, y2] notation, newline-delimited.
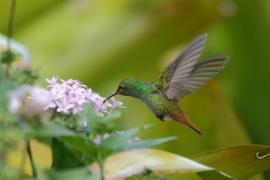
[104, 34, 228, 135]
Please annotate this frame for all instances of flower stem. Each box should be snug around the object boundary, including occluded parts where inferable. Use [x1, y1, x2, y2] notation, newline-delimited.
[97, 152, 105, 180]
[7, 0, 17, 50]
[26, 140, 38, 178]
[98, 160, 105, 180]
[19, 143, 27, 180]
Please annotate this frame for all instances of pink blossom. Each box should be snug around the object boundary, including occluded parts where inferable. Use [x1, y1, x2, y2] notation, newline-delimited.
[8, 85, 52, 118]
[25, 87, 52, 117]
[110, 98, 125, 111]
[44, 77, 123, 115]
[8, 77, 123, 118]
[8, 85, 33, 114]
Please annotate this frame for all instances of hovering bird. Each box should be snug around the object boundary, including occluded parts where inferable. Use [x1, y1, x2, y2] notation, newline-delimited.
[104, 34, 228, 135]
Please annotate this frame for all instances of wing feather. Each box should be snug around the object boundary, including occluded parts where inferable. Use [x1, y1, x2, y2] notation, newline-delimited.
[157, 33, 228, 100]
[157, 33, 208, 94]
[158, 34, 208, 99]
[168, 56, 228, 99]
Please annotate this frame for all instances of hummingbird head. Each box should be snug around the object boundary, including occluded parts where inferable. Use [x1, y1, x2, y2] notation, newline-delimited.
[103, 78, 138, 103]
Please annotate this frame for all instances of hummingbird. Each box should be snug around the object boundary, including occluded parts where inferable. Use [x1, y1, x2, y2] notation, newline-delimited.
[104, 33, 228, 135]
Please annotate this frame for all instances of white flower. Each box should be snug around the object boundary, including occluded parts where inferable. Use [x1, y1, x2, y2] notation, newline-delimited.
[8, 85, 52, 118]
[25, 87, 52, 117]
[8, 85, 32, 114]
[45, 77, 123, 115]
[46, 76, 59, 87]
[110, 97, 125, 111]
[7, 77, 123, 118]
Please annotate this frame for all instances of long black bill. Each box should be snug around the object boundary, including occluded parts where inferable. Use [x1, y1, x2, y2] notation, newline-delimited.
[103, 92, 118, 103]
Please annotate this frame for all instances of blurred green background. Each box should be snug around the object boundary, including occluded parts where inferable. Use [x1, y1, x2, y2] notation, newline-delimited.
[1, 0, 270, 179]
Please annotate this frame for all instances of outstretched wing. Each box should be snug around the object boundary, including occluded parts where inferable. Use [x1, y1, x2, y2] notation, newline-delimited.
[168, 56, 228, 99]
[156, 33, 208, 99]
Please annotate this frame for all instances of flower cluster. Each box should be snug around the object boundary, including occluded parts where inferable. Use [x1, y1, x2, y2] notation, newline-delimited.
[8, 85, 51, 118]
[44, 76, 121, 115]
[8, 77, 123, 117]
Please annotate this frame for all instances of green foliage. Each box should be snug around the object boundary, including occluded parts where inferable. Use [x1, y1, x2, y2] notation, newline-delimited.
[33, 123, 76, 138]
[51, 105, 177, 173]
[51, 138, 85, 170]
[198, 170, 233, 180]
[40, 167, 94, 180]
[79, 104, 120, 135]
[0, 50, 17, 65]
[125, 136, 177, 150]
[0, 68, 21, 179]
[130, 169, 168, 180]
[91, 148, 233, 180]
[10, 68, 39, 84]
[195, 145, 270, 179]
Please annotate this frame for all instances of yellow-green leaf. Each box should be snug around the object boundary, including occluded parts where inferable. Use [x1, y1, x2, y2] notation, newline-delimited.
[90, 149, 231, 180]
[194, 144, 270, 179]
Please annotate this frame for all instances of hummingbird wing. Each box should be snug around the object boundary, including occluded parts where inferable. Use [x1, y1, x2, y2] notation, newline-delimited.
[156, 33, 208, 99]
[170, 56, 228, 99]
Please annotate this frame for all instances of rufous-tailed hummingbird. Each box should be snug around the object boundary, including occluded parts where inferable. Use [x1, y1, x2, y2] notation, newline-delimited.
[104, 33, 228, 135]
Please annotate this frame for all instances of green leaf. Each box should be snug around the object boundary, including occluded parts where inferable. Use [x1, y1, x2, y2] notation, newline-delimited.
[58, 136, 98, 165]
[60, 136, 97, 155]
[0, 50, 17, 65]
[34, 122, 76, 138]
[40, 167, 94, 180]
[0, 77, 17, 112]
[79, 104, 120, 134]
[125, 136, 177, 150]
[98, 126, 176, 161]
[90, 149, 231, 180]
[51, 138, 85, 170]
[194, 144, 270, 179]
[101, 127, 140, 151]
[198, 170, 234, 180]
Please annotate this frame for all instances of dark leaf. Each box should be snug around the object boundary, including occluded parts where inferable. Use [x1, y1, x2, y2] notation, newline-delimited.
[194, 144, 270, 179]
[51, 138, 85, 170]
[34, 122, 76, 138]
[40, 167, 94, 180]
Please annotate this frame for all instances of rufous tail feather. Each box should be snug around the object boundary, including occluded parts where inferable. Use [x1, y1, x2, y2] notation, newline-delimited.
[172, 112, 202, 135]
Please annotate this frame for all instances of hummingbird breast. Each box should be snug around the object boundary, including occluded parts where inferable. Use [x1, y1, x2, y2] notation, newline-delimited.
[124, 81, 178, 121]
[142, 89, 176, 121]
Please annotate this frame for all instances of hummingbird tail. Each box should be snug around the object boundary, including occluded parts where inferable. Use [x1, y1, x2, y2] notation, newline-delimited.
[172, 112, 203, 135]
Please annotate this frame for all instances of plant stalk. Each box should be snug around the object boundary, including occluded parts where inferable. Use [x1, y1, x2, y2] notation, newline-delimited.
[97, 153, 105, 180]
[98, 160, 105, 180]
[19, 143, 27, 180]
[7, 0, 17, 50]
[26, 140, 38, 179]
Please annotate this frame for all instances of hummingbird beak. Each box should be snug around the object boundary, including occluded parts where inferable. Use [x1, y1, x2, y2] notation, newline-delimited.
[103, 91, 119, 103]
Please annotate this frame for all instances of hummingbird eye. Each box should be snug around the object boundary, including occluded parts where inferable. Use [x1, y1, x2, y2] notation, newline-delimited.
[119, 85, 124, 90]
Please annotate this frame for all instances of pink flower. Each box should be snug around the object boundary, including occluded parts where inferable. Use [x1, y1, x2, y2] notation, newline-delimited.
[8, 85, 33, 114]
[110, 98, 125, 111]
[8, 85, 52, 118]
[46, 76, 59, 87]
[25, 87, 52, 118]
[8, 77, 123, 118]
[45, 77, 123, 115]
